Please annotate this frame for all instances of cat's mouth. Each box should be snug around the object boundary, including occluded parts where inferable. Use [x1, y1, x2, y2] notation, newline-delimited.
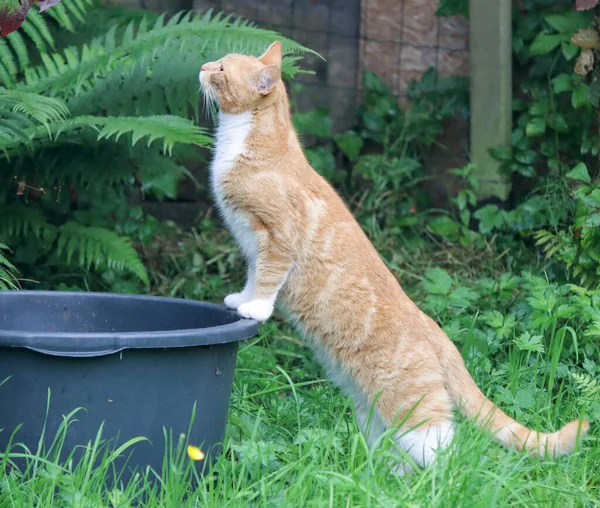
[198, 71, 218, 106]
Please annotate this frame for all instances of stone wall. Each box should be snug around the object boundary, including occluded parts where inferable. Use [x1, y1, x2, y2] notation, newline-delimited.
[360, 0, 468, 102]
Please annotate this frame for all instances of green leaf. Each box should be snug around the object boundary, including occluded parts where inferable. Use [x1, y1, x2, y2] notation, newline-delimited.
[572, 84, 590, 109]
[473, 204, 505, 234]
[334, 132, 363, 162]
[561, 41, 579, 61]
[547, 113, 569, 133]
[305, 146, 336, 180]
[514, 389, 535, 410]
[552, 73, 573, 94]
[529, 33, 563, 55]
[514, 332, 545, 353]
[293, 108, 332, 138]
[426, 215, 460, 239]
[526, 117, 546, 137]
[56, 223, 148, 284]
[566, 162, 591, 183]
[584, 212, 600, 227]
[545, 12, 589, 34]
[422, 267, 453, 295]
[488, 145, 512, 162]
[515, 149, 538, 165]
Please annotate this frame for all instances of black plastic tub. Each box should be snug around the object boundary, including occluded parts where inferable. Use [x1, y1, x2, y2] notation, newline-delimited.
[0, 290, 257, 479]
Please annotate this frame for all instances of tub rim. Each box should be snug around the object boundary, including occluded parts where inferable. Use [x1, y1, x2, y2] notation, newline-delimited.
[0, 290, 258, 357]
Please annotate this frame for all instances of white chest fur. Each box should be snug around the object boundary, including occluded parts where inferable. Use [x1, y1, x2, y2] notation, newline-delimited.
[210, 111, 258, 261]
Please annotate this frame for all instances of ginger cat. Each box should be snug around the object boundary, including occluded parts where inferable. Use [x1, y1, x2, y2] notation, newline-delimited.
[199, 42, 589, 473]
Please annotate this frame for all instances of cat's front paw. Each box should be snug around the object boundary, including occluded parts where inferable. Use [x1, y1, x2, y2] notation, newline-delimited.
[224, 292, 250, 310]
[237, 299, 274, 322]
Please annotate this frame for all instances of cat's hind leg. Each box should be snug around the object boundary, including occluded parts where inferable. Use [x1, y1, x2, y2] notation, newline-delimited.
[380, 385, 456, 475]
[394, 421, 455, 471]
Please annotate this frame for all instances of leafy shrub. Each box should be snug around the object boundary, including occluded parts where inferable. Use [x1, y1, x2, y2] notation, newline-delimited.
[292, 69, 468, 240]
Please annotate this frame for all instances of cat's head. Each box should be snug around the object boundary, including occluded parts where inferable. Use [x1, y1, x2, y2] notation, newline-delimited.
[199, 41, 283, 114]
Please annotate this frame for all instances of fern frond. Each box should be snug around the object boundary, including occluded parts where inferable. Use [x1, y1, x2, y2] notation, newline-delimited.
[0, 242, 19, 290]
[534, 229, 566, 260]
[22, 10, 317, 96]
[572, 372, 600, 403]
[0, 114, 212, 156]
[92, 115, 212, 154]
[0, 89, 69, 124]
[19, 9, 55, 54]
[56, 222, 148, 284]
[0, 205, 56, 241]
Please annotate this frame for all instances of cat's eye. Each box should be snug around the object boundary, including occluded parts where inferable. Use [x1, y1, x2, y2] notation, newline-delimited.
[219, 64, 224, 71]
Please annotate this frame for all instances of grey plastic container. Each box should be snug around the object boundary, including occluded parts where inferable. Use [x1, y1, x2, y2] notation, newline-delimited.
[0, 290, 257, 479]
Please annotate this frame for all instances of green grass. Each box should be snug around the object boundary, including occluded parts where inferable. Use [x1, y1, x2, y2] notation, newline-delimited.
[1, 220, 599, 506]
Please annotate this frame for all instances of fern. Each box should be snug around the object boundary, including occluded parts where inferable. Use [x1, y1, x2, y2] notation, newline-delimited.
[0, 3, 312, 289]
[0, 243, 19, 290]
[0, 111, 212, 156]
[572, 372, 600, 403]
[0, 205, 56, 241]
[57, 222, 148, 284]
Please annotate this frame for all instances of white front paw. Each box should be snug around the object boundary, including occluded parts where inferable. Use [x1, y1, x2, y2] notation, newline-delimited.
[237, 299, 274, 322]
[224, 292, 250, 309]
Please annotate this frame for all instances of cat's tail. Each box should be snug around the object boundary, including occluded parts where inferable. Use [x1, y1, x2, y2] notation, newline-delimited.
[441, 341, 589, 457]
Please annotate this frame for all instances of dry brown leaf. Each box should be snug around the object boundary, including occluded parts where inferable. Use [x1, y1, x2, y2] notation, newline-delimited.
[575, 49, 595, 76]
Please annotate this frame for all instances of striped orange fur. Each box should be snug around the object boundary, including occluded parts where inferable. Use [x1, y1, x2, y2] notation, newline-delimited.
[199, 41, 589, 473]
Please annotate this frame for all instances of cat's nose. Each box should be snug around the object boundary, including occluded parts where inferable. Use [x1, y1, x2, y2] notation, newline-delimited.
[201, 63, 210, 71]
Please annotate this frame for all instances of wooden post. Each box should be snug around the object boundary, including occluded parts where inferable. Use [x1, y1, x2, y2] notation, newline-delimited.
[469, 0, 512, 201]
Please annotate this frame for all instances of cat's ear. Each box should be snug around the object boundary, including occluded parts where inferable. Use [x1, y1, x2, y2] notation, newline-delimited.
[254, 64, 281, 95]
[259, 41, 282, 67]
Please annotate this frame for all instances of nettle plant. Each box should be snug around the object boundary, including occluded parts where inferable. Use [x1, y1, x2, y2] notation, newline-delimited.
[0, 2, 312, 290]
[418, 266, 600, 422]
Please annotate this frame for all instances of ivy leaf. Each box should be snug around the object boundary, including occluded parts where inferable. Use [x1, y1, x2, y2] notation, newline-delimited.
[572, 84, 590, 108]
[529, 33, 563, 55]
[562, 41, 580, 61]
[545, 13, 589, 34]
[525, 117, 546, 137]
[552, 74, 573, 93]
[566, 162, 591, 183]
